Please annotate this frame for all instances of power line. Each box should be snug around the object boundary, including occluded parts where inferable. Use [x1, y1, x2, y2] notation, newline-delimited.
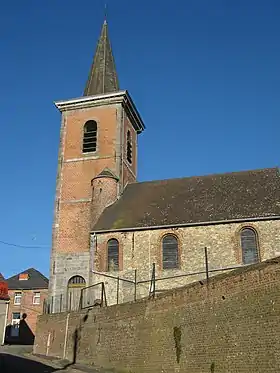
[0, 240, 49, 250]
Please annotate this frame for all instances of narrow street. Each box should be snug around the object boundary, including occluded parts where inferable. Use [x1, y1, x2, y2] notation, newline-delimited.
[0, 353, 56, 373]
[0, 346, 105, 373]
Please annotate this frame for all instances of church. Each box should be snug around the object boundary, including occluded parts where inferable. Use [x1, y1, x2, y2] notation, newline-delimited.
[48, 20, 280, 310]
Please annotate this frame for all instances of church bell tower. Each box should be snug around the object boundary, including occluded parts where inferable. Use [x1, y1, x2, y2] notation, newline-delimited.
[48, 19, 145, 307]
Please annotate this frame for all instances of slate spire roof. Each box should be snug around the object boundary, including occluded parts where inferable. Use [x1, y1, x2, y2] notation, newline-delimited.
[84, 20, 119, 96]
[93, 167, 280, 231]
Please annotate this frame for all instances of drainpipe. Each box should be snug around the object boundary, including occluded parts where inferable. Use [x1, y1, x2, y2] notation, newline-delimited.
[1, 300, 9, 345]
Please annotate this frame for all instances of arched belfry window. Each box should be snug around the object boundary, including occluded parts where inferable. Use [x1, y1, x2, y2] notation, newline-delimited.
[162, 235, 179, 269]
[107, 239, 119, 271]
[126, 130, 132, 164]
[83, 120, 97, 153]
[240, 228, 259, 265]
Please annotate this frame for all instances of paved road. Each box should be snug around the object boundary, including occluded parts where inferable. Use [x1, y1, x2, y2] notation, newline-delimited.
[0, 351, 113, 373]
[0, 353, 56, 373]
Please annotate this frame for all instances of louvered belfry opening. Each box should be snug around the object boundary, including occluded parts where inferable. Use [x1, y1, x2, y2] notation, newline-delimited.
[241, 228, 259, 264]
[127, 130, 132, 164]
[107, 239, 119, 271]
[162, 235, 179, 269]
[83, 120, 97, 153]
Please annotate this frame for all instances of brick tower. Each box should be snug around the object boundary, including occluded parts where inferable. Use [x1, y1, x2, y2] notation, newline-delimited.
[49, 20, 145, 309]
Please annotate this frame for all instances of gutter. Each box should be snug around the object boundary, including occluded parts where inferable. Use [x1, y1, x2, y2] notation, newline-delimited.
[1, 300, 9, 345]
[90, 215, 280, 234]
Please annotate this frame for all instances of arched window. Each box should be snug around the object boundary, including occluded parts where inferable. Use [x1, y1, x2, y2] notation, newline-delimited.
[83, 120, 97, 153]
[240, 228, 259, 265]
[68, 275, 86, 287]
[107, 239, 119, 271]
[126, 130, 132, 164]
[162, 235, 179, 269]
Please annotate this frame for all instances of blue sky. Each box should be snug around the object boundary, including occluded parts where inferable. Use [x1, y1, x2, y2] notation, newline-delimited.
[1, 0, 280, 278]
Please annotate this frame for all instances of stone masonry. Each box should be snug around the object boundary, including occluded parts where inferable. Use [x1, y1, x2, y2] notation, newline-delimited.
[91, 219, 280, 305]
[34, 257, 280, 373]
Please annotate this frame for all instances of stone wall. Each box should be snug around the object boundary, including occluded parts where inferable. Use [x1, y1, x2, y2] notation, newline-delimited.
[91, 219, 280, 305]
[34, 257, 280, 373]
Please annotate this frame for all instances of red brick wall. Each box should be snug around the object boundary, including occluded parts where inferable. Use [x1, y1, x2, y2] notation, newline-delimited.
[8, 288, 48, 335]
[53, 105, 139, 256]
[35, 257, 280, 372]
[54, 106, 120, 255]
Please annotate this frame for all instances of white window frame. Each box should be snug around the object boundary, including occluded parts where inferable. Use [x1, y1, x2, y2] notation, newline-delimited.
[33, 292, 41, 305]
[14, 292, 22, 305]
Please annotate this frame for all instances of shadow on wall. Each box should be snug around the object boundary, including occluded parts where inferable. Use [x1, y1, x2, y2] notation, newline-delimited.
[62, 311, 90, 370]
[5, 313, 35, 345]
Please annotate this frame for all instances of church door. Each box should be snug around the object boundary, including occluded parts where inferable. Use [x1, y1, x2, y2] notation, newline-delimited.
[67, 276, 86, 311]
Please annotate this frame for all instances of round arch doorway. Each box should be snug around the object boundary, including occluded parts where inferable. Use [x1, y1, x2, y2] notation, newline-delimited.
[67, 275, 86, 311]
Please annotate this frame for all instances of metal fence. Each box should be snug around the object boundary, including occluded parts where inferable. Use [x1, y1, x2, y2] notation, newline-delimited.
[44, 247, 248, 314]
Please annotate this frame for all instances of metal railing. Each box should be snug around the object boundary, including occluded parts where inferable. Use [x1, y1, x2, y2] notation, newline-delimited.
[45, 247, 248, 314]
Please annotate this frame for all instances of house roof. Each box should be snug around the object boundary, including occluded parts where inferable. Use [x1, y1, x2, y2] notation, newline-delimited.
[93, 167, 280, 231]
[7, 268, 49, 290]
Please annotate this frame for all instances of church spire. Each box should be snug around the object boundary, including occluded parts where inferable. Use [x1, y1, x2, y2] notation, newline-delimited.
[84, 20, 119, 96]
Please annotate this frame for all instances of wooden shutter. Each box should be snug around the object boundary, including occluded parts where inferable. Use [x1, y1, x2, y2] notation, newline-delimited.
[83, 120, 97, 153]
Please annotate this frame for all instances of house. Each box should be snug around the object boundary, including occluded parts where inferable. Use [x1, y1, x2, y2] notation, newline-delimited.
[5, 268, 48, 344]
[48, 19, 280, 310]
[0, 273, 9, 345]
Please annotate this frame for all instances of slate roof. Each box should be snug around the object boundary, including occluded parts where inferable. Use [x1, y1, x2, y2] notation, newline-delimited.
[93, 168, 119, 181]
[93, 167, 280, 231]
[7, 268, 49, 290]
[84, 20, 119, 96]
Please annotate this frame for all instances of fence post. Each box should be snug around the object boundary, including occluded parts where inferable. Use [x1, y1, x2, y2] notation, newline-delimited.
[51, 296, 54, 314]
[152, 263, 156, 298]
[134, 269, 137, 302]
[101, 282, 104, 306]
[204, 247, 209, 282]
[80, 288, 83, 310]
[116, 276, 120, 305]
[60, 294, 63, 313]
[69, 292, 72, 311]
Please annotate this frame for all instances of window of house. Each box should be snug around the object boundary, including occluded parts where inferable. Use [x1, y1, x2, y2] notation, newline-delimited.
[14, 292, 22, 305]
[107, 239, 119, 271]
[162, 235, 179, 269]
[83, 120, 97, 153]
[33, 292, 41, 305]
[12, 312, 21, 321]
[240, 228, 259, 265]
[126, 130, 132, 164]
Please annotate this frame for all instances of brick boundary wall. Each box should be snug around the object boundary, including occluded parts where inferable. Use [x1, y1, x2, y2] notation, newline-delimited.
[34, 257, 280, 373]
